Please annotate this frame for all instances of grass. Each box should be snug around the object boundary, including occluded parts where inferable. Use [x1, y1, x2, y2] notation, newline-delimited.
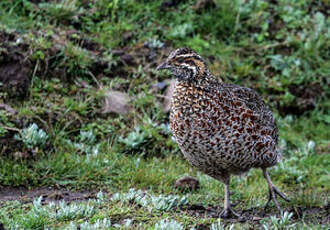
[0, 0, 329, 229]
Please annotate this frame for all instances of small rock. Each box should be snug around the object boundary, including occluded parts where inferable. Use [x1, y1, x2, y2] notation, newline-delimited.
[102, 90, 132, 115]
[163, 80, 176, 113]
[175, 175, 199, 191]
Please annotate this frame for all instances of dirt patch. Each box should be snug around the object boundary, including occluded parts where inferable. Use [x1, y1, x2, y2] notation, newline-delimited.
[278, 83, 323, 116]
[181, 203, 330, 225]
[0, 31, 31, 98]
[0, 187, 98, 204]
[0, 26, 172, 99]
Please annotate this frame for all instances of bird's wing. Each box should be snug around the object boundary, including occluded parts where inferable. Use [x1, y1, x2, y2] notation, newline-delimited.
[223, 84, 279, 143]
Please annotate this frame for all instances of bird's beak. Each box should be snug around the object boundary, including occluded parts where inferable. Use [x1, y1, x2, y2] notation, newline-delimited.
[156, 62, 171, 71]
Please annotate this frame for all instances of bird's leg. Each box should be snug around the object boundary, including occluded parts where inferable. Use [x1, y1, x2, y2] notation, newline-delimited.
[262, 168, 290, 212]
[219, 179, 240, 218]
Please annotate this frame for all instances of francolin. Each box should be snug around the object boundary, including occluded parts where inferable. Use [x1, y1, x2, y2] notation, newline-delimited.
[157, 48, 290, 218]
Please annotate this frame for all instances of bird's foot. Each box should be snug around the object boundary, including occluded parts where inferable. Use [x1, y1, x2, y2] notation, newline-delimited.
[219, 206, 240, 219]
[264, 185, 290, 212]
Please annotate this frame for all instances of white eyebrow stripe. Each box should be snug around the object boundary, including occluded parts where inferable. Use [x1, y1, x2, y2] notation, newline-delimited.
[177, 54, 196, 58]
[181, 63, 197, 76]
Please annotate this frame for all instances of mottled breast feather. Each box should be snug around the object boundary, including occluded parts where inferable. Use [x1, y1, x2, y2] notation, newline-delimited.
[170, 78, 280, 182]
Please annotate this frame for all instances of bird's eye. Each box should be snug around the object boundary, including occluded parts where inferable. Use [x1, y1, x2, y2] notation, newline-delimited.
[176, 57, 184, 63]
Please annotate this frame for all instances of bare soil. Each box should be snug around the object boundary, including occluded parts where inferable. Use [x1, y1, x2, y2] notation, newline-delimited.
[182, 203, 330, 226]
[0, 186, 328, 227]
[0, 31, 31, 98]
[0, 187, 97, 205]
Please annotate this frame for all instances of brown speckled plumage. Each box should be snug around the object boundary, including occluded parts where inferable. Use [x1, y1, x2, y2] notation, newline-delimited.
[157, 48, 290, 217]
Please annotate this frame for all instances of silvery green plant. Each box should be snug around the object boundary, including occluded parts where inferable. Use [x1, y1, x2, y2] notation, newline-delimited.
[148, 194, 188, 211]
[272, 212, 295, 229]
[169, 23, 193, 39]
[146, 38, 165, 49]
[154, 219, 184, 230]
[80, 218, 112, 230]
[7, 197, 102, 230]
[54, 200, 95, 221]
[96, 190, 105, 202]
[122, 218, 133, 228]
[15, 123, 48, 149]
[80, 130, 97, 144]
[159, 123, 172, 135]
[67, 130, 100, 156]
[30, 197, 95, 221]
[210, 219, 234, 230]
[111, 188, 145, 202]
[262, 212, 296, 230]
[3, 197, 49, 229]
[64, 222, 79, 230]
[64, 219, 111, 230]
[111, 188, 188, 211]
[119, 127, 151, 150]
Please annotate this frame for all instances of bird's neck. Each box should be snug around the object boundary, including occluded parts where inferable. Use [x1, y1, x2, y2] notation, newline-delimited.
[183, 71, 222, 88]
[172, 72, 222, 116]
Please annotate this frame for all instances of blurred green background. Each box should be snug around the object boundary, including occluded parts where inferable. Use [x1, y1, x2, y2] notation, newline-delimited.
[0, 0, 329, 229]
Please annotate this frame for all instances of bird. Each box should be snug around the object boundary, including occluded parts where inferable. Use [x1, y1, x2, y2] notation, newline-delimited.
[156, 47, 290, 218]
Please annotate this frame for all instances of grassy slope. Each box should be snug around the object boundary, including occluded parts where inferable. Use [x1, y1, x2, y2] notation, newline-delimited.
[0, 0, 329, 229]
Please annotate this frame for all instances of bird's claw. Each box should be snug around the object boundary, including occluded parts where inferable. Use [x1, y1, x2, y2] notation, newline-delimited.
[219, 207, 240, 219]
[264, 185, 290, 212]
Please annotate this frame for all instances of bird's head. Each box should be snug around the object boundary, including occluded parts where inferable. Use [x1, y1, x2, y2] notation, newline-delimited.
[156, 48, 208, 81]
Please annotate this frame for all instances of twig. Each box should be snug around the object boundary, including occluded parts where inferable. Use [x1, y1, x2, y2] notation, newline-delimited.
[3, 126, 20, 132]
[262, 41, 289, 50]
[88, 71, 101, 88]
